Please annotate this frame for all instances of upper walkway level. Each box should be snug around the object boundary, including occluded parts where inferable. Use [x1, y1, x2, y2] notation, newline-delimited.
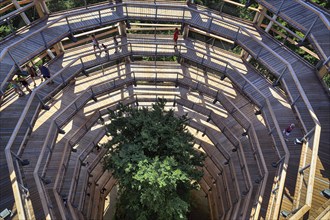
[256, 0, 330, 63]
[0, 1, 329, 219]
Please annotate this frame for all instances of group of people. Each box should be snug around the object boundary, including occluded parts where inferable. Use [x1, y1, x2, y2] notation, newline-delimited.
[10, 63, 52, 97]
[91, 35, 119, 54]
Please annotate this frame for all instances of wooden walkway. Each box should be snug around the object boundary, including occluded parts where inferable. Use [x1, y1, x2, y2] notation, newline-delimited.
[1, 35, 282, 219]
[256, 0, 330, 61]
[0, 2, 329, 219]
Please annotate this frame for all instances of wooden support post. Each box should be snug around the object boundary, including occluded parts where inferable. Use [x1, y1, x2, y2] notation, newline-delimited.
[54, 42, 65, 54]
[265, 14, 278, 33]
[34, 0, 49, 16]
[182, 24, 189, 39]
[35, 2, 45, 17]
[118, 21, 127, 37]
[255, 5, 266, 26]
[12, 0, 30, 25]
[317, 64, 329, 79]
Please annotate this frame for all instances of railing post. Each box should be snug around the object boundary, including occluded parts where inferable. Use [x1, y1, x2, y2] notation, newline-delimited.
[133, 71, 137, 86]
[299, 164, 310, 174]
[66, 17, 72, 33]
[291, 94, 301, 107]
[155, 5, 158, 21]
[301, 16, 318, 42]
[224, 63, 228, 73]
[80, 58, 86, 75]
[24, 118, 33, 130]
[201, 54, 205, 65]
[59, 72, 65, 85]
[268, 126, 275, 135]
[234, 27, 240, 42]
[273, 66, 287, 86]
[276, 0, 285, 15]
[98, 10, 102, 25]
[208, 17, 213, 31]
[7, 50, 20, 68]
[55, 121, 65, 134]
[256, 47, 263, 59]
[295, 127, 315, 145]
[36, 94, 50, 110]
[272, 156, 285, 168]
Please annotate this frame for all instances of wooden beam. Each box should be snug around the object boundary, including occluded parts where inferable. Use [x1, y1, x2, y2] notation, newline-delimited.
[189, 26, 235, 44]
[0, 0, 32, 14]
[260, 24, 319, 60]
[223, 0, 259, 12]
[0, 0, 11, 7]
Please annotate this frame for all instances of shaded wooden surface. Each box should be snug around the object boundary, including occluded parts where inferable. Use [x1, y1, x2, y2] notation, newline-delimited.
[0, 3, 329, 217]
[256, 0, 330, 60]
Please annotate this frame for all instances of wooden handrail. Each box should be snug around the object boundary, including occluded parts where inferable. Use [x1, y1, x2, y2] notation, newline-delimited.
[6, 40, 282, 219]
[296, 0, 330, 29]
[0, 2, 35, 25]
[47, 78, 260, 219]
[5, 35, 315, 219]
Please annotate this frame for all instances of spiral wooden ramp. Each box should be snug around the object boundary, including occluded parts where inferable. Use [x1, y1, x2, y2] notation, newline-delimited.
[0, 1, 329, 220]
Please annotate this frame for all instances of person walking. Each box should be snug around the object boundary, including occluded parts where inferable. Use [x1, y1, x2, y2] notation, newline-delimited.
[283, 123, 295, 141]
[92, 35, 101, 53]
[113, 36, 119, 53]
[173, 27, 179, 49]
[11, 79, 25, 97]
[18, 76, 32, 93]
[39, 64, 53, 84]
[27, 64, 37, 87]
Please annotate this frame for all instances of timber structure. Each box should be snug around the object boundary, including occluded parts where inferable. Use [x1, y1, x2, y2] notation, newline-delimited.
[0, 0, 329, 219]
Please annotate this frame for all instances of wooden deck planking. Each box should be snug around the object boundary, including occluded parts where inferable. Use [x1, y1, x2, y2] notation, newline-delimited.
[0, 2, 328, 217]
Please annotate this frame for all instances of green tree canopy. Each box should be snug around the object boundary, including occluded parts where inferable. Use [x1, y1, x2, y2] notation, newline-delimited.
[103, 100, 205, 220]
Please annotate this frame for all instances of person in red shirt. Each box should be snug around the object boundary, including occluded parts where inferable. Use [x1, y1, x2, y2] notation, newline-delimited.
[283, 123, 295, 141]
[173, 27, 179, 49]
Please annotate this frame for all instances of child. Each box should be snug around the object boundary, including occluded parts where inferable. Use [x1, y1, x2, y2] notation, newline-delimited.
[92, 35, 101, 53]
[283, 123, 295, 141]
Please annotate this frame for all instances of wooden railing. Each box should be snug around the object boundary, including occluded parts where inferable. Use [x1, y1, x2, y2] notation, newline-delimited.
[0, 2, 35, 26]
[5, 40, 288, 219]
[2, 2, 321, 216]
[256, 0, 330, 61]
[33, 45, 271, 218]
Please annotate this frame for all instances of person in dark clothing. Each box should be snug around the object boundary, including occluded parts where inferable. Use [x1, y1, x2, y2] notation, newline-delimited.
[102, 43, 107, 50]
[113, 36, 119, 53]
[27, 65, 37, 87]
[39, 65, 53, 84]
[18, 77, 32, 93]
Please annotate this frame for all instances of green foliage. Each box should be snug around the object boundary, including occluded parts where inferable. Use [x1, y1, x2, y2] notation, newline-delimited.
[310, 0, 330, 9]
[103, 100, 205, 220]
[0, 25, 12, 40]
[324, 73, 330, 88]
[47, 0, 106, 12]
